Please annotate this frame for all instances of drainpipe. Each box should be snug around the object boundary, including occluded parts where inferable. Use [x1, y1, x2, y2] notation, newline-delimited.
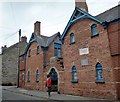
[43, 47, 47, 70]
[17, 29, 21, 88]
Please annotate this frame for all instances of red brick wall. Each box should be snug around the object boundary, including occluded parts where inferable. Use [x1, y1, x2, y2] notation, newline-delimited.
[62, 18, 117, 99]
[42, 36, 64, 92]
[108, 22, 120, 55]
[108, 22, 120, 99]
[25, 41, 44, 90]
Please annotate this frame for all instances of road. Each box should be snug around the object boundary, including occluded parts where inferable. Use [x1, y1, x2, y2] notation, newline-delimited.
[2, 89, 45, 100]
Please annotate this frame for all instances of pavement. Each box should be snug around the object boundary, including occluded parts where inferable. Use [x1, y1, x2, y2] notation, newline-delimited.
[2, 86, 118, 101]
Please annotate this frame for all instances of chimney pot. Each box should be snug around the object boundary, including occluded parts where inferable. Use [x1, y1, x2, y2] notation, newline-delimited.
[21, 36, 27, 42]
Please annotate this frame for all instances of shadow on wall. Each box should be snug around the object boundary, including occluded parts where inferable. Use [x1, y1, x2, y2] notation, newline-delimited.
[2, 83, 16, 86]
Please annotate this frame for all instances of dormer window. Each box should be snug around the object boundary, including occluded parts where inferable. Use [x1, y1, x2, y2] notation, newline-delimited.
[37, 46, 40, 54]
[91, 24, 99, 37]
[54, 42, 62, 58]
[70, 33, 75, 44]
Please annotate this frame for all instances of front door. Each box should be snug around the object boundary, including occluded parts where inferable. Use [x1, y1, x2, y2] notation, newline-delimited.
[49, 68, 58, 92]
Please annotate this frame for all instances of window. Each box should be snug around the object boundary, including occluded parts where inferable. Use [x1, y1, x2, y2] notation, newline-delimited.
[28, 49, 31, 57]
[22, 55, 25, 61]
[96, 63, 104, 83]
[91, 24, 98, 37]
[22, 73, 25, 81]
[37, 46, 40, 54]
[54, 43, 62, 58]
[27, 70, 30, 82]
[72, 66, 78, 83]
[36, 69, 39, 82]
[70, 33, 75, 44]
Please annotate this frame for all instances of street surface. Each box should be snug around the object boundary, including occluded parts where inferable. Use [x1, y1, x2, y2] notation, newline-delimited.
[2, 89, 44, 100]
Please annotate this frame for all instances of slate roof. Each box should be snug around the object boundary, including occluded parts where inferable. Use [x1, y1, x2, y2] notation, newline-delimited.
[32, 32, 61, 47]
[23, 32, 61, 55]
[96, 4, 120, 22]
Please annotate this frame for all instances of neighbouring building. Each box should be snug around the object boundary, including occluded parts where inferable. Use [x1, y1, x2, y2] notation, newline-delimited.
[19, 1, 120, 100]
[2, 36, 27, 86]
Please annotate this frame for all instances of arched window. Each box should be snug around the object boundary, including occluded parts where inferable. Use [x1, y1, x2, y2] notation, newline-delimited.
[91, 24, 98, 37]
[72, 66, 78, 83]
[37, 46, 40, 54]
[70, 33, 75, 44]
[22, 73, 25, 81]
[96, 63, 104, 82]
[36, 69, 39, 82]
[27, 70, 30, 82]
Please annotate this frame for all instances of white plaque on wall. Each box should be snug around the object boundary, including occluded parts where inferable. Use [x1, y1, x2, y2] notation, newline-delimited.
[79, 47, 89, 55]
[81, 59, 89, 66]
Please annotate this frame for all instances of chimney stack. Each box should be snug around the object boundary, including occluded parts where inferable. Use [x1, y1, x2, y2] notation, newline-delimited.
[21, 36, 27, 42]
[34, 21, 41, 35]
[1, 45, 7, 53]
[75, 0, 88, 12]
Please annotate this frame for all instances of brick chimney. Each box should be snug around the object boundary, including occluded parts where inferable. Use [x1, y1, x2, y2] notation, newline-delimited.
[21, 36, 27, 42]
[75, 0, 88, 12]
[34, 21, 41, 35]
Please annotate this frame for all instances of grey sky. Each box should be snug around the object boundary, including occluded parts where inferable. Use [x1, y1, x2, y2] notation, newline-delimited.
[0, 0, 119, 51]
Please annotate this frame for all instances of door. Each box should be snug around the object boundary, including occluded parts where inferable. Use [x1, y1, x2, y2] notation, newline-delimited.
[49, 68, 58, 92]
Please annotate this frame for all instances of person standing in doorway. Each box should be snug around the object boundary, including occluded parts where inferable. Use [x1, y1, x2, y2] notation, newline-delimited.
[45, 74, 52, 98]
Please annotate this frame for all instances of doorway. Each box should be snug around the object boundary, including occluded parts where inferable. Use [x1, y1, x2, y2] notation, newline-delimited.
[49, 68, 58, 92]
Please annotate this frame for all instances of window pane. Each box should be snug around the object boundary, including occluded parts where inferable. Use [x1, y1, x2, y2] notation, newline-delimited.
[72, 66, 77, 81]
[54, 48, 57, 56]
[28, 71, 30, 81]
[37, 46, 40, 54]
[96, 63, 104, 81]
[70, 33, 75, 43]
[22, 73, 25, 81]
[57, 49, 62, 58]
[91, 24, 98, 36]
[36, 70, 39, 81]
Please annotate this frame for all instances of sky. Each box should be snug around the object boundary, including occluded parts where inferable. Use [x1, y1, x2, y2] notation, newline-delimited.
[0, 0, 119, 52]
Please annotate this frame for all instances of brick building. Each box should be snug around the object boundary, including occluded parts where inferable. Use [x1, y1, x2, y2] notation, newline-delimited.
[19, 1, 120, 100]
[2, 36, 27, 86]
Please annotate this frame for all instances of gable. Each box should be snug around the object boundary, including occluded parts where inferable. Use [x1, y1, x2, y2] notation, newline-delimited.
[61, 7, 106, 41]
[23, 32, 61, 56]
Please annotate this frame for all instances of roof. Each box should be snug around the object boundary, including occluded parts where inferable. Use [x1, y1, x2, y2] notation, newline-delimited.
[61, 7, 104, 40]
[31, 32, 61, 47]
[23, 32, 61, 55]
[96, 5, 120, 22]
[61, 5, 120, 41]
[2, 42, 27, 55]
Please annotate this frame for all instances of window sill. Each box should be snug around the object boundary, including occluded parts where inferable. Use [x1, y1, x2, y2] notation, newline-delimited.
[36, 80, 39, 83]
[70, 42, 75, 45]
[71, 80, 78, 83]
[91, 33, 99, 38]
[95, 79, 105, 84]
[27, 80, 30, 82]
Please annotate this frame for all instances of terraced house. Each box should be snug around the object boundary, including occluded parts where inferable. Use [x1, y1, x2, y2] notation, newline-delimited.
[19, 1, 120, 100]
